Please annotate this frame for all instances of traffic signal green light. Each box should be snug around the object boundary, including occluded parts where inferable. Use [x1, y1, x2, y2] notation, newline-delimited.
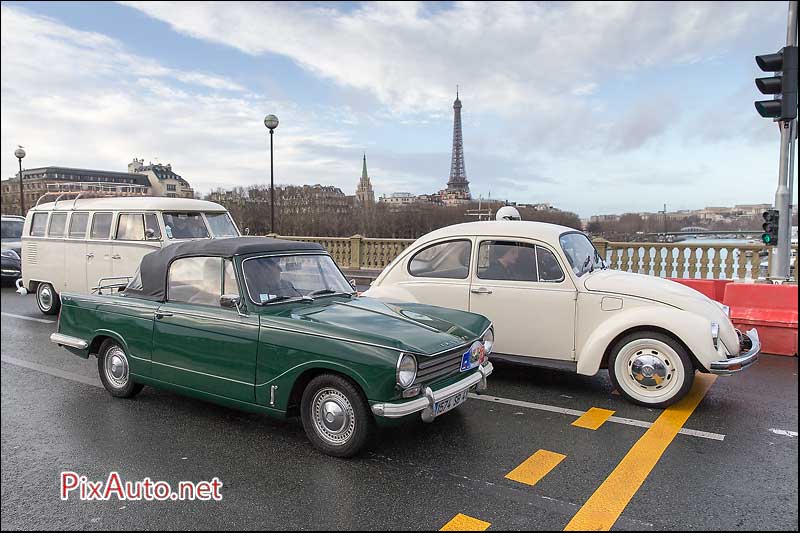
[761, 209, 779, 246]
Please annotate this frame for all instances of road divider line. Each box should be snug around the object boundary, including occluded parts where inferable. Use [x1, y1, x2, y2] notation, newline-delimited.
[1, 312, 54, 324]
[505, 449, 566, 487]
[563, 374, 717, 531]
[769, 428, 798, 437]
[468, 393, 724, 441]
[1, 355, 102, 389]
[571, 407, 615, 430]
[440, 513, 491, 531]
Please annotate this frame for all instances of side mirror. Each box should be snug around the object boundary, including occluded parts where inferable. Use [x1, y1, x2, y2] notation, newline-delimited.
[349, 279, 358, 290]
[220, 294, 241, 309]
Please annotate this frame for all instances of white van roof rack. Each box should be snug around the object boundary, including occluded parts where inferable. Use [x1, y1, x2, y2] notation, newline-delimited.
[33, 190, 119, 210]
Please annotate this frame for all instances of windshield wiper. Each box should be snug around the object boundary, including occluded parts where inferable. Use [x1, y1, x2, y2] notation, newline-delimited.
[258, 295, 314, 305]
[308, 289, 353, 298]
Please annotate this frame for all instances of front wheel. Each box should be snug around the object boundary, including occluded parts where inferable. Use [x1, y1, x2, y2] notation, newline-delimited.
[300, 374, 374, 458]
[36, 282, 61, 315]
[608, 331, 694, 408]
[97, 339, 144, 398]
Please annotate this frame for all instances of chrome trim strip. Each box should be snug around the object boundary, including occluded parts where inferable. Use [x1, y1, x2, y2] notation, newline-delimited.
[157, 308, 255, 326]
[127, 353, 150, 362]
[372, 362, 493, 418]
[709, 328, 760, 375]
[149, 359, 253, 386]
[49, 333, 88, 350]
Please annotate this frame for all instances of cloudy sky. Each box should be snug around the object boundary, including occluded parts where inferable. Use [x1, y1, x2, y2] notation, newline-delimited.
[1, 1, 795, 217]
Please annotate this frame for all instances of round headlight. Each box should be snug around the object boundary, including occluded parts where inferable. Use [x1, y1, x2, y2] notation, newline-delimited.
[396, 353, 417, 388]
[482, 327, 494, 355]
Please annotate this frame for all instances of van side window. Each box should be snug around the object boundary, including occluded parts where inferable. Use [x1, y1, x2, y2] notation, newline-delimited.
[145, 213, 162, 240]
[48, 213, 67, 238]
[116, 214, 145, 241]
[30, 213, 48, 237]
[90, 213, 113, 240]
[68, 213, 89, 239]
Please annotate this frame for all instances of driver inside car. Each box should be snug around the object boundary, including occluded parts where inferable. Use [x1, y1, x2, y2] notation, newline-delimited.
[251, 258, 302, 302]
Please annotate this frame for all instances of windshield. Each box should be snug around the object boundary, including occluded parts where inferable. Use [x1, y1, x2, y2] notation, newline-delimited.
[1, 220, 24, 241]
[243, 254, 353, 304]
[162, 212, 210, 239]
[205, 213, 239, 238]
[560, 232, 605, 277]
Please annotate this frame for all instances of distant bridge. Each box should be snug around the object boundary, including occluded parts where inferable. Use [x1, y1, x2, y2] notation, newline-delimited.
[642, 229, 763, 242]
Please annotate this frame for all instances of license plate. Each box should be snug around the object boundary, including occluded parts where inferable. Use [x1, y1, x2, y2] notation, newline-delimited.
[432, 389, 469, 417]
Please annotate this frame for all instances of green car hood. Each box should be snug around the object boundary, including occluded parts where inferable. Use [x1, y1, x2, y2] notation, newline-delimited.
[259, 296, 490, 355]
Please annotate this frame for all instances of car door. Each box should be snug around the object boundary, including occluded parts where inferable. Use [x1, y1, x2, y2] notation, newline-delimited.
[112, 212, 162, 280]
[85, 212, 114, 291]
[395, 238, 473, 311]
[151, 256, 259, 403]
[468, 238, 577, 360]
[64, 212, 89, 293]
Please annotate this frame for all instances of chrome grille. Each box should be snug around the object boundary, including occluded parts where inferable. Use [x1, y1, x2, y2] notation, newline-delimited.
[415, 345, 468, 384]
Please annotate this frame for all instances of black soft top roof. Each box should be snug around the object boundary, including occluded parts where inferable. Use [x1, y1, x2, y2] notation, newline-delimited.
[124, 237, 324, 301]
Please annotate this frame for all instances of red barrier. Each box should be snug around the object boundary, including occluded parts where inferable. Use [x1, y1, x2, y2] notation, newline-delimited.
[722, 284, 798, 357]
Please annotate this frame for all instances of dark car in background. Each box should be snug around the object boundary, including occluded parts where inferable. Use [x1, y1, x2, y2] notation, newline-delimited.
[1, 215, 24, 284]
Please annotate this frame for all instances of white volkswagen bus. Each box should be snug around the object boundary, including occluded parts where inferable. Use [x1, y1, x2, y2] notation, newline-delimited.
[18, 196, 240, 314]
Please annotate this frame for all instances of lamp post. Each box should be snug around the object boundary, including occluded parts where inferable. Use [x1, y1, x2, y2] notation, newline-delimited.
[14, 146, 26, 215]
[264, 114, 279, 233]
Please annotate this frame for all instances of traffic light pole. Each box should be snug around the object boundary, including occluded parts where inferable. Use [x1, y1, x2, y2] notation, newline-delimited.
[770, 0, 798, 281]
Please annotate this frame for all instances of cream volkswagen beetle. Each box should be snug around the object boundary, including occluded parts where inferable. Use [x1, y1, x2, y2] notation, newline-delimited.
[364, 220, 760, 407]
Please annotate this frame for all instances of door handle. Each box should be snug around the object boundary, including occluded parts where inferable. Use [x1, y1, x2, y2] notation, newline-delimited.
[470, 287, 493, 295]
[155, 312, 173, 319]
[112, 254, 121, 260]
[86, 253, 94, 259]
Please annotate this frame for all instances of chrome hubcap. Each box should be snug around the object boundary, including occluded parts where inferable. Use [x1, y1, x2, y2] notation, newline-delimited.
[312, 388, 355, 446]
[615, 339, 684, 402]
[631, 354, 668, 387]
[104, 346, 129, 388]
[39, 286, 52, 310]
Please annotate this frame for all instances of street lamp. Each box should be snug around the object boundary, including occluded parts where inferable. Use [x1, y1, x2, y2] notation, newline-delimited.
[14, 146, 26, 215]
[264, 114, 279, 233]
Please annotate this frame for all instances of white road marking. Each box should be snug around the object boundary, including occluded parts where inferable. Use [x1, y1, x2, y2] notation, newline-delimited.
[469, 393, 725, 441]
[1, 355, 102, 389]
[1, 312, 55, 324]
[769, 428, 798, 438]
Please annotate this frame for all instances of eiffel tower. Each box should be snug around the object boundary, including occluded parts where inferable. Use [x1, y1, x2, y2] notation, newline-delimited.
[445, 87, 471, 199]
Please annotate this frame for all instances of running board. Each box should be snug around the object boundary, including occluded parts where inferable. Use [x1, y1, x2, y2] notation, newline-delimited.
[489, 353, 577, 372]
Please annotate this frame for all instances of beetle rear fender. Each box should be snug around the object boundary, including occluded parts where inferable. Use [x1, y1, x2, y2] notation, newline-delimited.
[576, 306, 714, 376]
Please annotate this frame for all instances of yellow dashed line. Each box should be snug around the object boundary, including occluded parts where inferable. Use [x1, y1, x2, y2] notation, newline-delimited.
[564, 374, 717, 531]
[440, 513, 491, 531]
[505, 449, 566, 487]
[572, 407, 615, 430]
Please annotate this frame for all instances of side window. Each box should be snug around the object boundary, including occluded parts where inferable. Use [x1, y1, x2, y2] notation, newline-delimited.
[116, 213, 145, 241]
[68, 212, 89, 239]
[168, 257, 222, 307]
[48, 213, 67, 237]
[30, 213, 48, 237]
[144, 213, 162, 240]
[536, 246, 565, 283]
[90, 213, 113, 240]
[408, 240, 471, 279]
[223, 259, 239, 296]
[477, 240, 538, 282]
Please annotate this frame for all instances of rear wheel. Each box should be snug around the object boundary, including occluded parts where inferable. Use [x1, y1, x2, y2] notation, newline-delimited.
[36, 282, 61, 315]
[97, 339, 144, 398]
[300, 374, 373, 458]
[608, 331, 694, 408]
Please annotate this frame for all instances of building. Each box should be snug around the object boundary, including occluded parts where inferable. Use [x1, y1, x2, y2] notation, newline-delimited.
[1, 166, 150, 215]
[355, 154, 375, 206]
[128, 158, 193, 198]
[379, 192, 417, 207]
[442, 89, 471, 204]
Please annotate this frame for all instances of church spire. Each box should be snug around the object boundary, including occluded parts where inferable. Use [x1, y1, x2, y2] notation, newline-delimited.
[356, 153, 375, 206]
[361, 153, 368, 182]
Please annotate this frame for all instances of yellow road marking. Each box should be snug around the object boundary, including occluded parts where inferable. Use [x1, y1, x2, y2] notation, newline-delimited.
[505, 449, 567, 487]
[564, 374, 717, 531]
[440, 513, 491, 531]
[572, 407, 615, 430]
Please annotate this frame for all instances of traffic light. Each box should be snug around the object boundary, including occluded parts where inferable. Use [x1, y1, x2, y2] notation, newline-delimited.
[761, 209, 780, 245]
[754, 46, 798, 120]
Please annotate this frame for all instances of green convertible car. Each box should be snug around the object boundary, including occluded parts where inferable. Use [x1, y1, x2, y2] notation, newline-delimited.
[50, 237, 494, 457]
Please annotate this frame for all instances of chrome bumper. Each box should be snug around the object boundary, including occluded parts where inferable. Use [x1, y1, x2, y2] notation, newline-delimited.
[372, 362, 493, 421]
[50, 333, 88, 350]
[710, 328, 760, 375]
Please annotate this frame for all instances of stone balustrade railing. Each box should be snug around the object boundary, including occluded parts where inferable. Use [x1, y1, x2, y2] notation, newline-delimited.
[268, 234, 797, 280]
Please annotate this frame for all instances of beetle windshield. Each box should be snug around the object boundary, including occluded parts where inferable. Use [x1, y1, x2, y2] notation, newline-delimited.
[243, 254, 353, 304]
[1, 219, 23, 241]
[560, 232, 605, 277]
